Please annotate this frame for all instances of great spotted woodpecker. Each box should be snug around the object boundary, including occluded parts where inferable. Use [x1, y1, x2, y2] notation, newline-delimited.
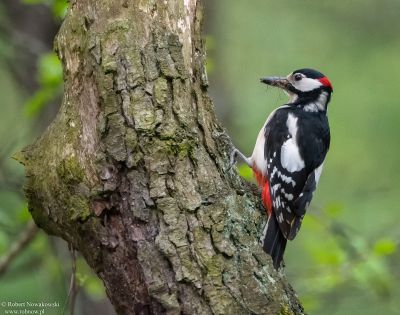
[231, 68, 333, 269]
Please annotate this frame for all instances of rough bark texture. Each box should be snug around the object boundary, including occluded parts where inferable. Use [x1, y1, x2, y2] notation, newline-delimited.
[20, 1, 305, 314]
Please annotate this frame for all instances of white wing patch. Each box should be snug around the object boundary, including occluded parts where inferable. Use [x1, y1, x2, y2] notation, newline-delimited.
[280, 114, 305, 173]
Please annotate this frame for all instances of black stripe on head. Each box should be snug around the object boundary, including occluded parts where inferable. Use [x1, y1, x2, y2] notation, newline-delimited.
[293, 68, 325, 79]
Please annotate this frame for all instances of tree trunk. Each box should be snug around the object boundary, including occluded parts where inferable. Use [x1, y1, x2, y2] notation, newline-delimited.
[20, 1, 304, 314]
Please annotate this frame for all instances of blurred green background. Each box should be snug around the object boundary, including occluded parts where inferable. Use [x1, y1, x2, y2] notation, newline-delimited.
[0, 0, 399, 314]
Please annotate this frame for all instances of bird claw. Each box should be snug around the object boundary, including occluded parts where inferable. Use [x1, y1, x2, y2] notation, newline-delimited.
[226, 148, 238, 172]
[230, 148, 238, 166]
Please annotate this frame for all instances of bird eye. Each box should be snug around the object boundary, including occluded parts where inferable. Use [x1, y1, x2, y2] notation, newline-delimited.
[293, 74, 302, 81]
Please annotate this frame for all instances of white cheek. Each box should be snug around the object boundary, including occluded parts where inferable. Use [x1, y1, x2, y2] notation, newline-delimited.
[294, 78, 322, 92]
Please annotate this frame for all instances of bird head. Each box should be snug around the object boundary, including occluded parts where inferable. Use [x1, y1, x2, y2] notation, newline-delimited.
[260, 68, 333, 108]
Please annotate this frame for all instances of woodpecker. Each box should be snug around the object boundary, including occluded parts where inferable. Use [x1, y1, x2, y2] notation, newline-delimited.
[231, 68, 333, 269]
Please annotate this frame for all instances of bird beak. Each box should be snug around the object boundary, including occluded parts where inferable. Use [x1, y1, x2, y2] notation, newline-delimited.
[260, 76, 291, 90]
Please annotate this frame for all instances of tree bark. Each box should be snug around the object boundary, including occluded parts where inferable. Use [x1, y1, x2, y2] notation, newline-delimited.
[20, 1, 304, 314]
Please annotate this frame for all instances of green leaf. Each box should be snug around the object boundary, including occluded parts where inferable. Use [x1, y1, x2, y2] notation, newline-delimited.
[17, 205, 31, 224]
[373, 238, 396, 256]
[83, 275, 106, 300]
[76, 257, 106, 299]
[24, 52, 63, 117]
[24, 87, 57, 117]
[52, 0, 68, 19]
[238, 164, 253, 180]
[38, 53, 63, 87]
[76, 272, 89, 286]
[22, 0, 68, 19]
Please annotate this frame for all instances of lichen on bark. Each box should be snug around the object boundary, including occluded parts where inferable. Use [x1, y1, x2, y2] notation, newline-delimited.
[20, 0, 305, 314]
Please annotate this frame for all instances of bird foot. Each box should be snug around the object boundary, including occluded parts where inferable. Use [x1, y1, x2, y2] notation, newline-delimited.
[229, 148, 239, 169]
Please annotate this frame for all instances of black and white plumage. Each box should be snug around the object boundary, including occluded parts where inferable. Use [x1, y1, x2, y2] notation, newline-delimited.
[231, 68, 333, 269]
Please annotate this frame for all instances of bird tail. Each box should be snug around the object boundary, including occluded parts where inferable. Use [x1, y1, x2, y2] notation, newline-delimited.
[262, 213, 287, 270]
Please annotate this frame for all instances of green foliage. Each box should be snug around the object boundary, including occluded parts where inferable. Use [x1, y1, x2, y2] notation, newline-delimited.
[38, 52, 63, 86]
[373, 238, 396, 256]
[291, 207, 397, 312]
[52, 0, 68, 19]
[237, 164, 253, 181]
[24, 52, 63, 117]
[17, 205, 33, 224]
[76, 257, 106, 300]
[22, 0, 68, 19]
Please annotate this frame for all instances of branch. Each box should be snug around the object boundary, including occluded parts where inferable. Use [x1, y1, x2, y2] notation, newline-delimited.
[62, 248, 78, 315]
[0, 221, 38, 276]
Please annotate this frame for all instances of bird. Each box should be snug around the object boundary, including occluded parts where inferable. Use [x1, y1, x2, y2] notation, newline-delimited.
[230, 68, 333, 269]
